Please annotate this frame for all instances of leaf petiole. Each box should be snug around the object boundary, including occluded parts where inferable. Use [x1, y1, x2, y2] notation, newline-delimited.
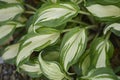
[69, 20, 89, 26]
[78, 11, 90, 16]
[105, 31, 111, 40]
[25, 4, 37, 11]
[85, 25, 97, 29]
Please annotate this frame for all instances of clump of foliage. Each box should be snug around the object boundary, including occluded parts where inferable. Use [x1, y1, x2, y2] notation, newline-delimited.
[0, 0, 120, 80]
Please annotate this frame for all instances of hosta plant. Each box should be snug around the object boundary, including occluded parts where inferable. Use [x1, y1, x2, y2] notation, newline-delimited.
[0, 0, 120, 80]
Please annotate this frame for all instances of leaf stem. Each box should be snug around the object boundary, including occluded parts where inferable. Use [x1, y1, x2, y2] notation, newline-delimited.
[85, 25, 97, 29]
[105, 31, 111, 40]
[69, 20, 89, 26]
[25, 4, 37, 11]
[78, 11, 90, 16]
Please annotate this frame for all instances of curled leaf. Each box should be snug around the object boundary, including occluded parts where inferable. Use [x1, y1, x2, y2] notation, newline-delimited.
[16, 28, 60, 66]
[38, 52, 69, 80]
[60, 27, 87, 72]
[89, 37, 114, 69]
[104, 23, 120, 36]
[20, 62, 42, 77]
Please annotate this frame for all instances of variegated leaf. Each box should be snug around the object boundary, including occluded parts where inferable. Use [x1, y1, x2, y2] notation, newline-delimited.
[60, 27, 87, 72]
[89, 37, 114, 69]
[20, 62, 42, 77]
[86, 4, 120, 17]
[0, 23, 15, 45]
[38, 52, 69, 80]
[33, 2, 79, 27]
[0, 21, 24, 45]
[27, 16, 39, 33]
[82, 68, 119, 80]
[86, 0, 120, 22]
[104, 23, 120, 36]
[0, 4, 24, 22]
[2, 43, 20, 61]
[16, 28, 60, 66]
